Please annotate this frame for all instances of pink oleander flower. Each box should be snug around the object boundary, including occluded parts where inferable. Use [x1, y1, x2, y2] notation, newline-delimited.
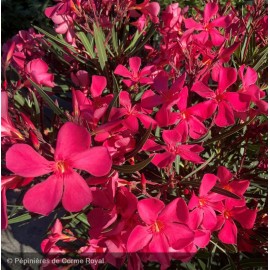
[129, 0, 160, 24]
[6, 122, 112, 215]
[174, 86, 216, 141]
[185, 2, 231, 46]
[141, 71, 186, 110]
[110, 91, 157, 133]
[188, 174, 224, 230]
[217, 199, 257, 244]
[71, 70, 90, 88]
[46, 10, 75, 45]
[45, 0, 73, 18]
[192, 67, 250, 127]
[170, 208, 211, 262]
[41, 219, 77, 254]
[238, 65, 268, 114]
[144, 129, 204, 168]
[25, 59, 55, 87]
[216, 166, 250, 198]
[162, 3, 184, 34]
[103, 134, 136, 164]
[127, 198, 194, 266]
[114, 57, 154, 87]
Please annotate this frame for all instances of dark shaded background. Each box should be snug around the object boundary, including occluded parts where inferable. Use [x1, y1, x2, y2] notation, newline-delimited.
[2, 0, 53, 43]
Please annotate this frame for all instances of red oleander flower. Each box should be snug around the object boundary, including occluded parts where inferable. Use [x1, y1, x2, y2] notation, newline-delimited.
[6, 122, 112, 215]
[127, 198, 194, 266]
[114, 57, 154, 87]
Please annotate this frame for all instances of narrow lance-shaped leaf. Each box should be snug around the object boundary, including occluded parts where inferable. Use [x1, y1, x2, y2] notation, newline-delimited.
[34, 26, 77, 53]
[204, 117, 256, 146]
[28, 78, 67, 119]
[113, 155, 155, 173]
[93, 23, 108, 70]
[112, 26, 119, 55]
[76, 31, 96, 58]
[8, 213, 32, 224]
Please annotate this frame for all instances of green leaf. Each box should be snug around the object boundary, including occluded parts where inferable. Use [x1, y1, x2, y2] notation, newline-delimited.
[174, 155, 181, 175]
[34, 26, 77, 53]
[126, 24, 156, 57]
[113, 155, 154, 173]
[14, 92, 25, 107]
[204, 117, 256, 146]
[8, 213, 32, 224]
[112, 26, 119, 54]
[75, 213, 90, 226]
[252, 46, 268, 71]
[28, 79, 67, 119]
[125, 124, 152, 159]
[93, 23, 108, 70]
[124, 29, 144, 52]
[76, 31, 96, 58]
[31, 91, 40, 115]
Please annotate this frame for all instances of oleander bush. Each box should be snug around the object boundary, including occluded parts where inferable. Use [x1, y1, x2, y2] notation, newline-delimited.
[1, 0, 268, 269]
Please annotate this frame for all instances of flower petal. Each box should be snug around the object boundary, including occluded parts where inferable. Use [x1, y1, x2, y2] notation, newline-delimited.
[217, 166, 232, 184]
[194, 229, 211, 248]
[215, 101, 235, 127]
[202, 206, 217, 230]
[218, 67, 237, 93]
[159, 198, 189, 224]
[154, 71, 168, 93]
[177, 144, 204, 164]
[90, 75, 107, 98]
[218, 219, 237, 244]
[1, 187, 8, 229]
[152, 152, 176, 168]
[55, 122, 91, 160]
[129, 57, 141, 74]
[191, 81, 215, 98]
[204, 3, 218, 23]
[200, 174, 218, 196]
[127, 225, 152, 252]
[137, 198, 165, 224]
[141, 90, 163, 109]
[23, 174, 63, 215]
[209, 28, 225, 46]
[6, 144, 53, 177]
[184, 18, 203, 30]
[119, 91, 132, 108]
[148, 234, 171, 266]
[166, 223, 194, 250]
[114, 65, 132, 78]
[71, 147, 112, 177]
[224, 92, 250, 112]
[188, 116, 207, 139]
[231, 207, 257, 229]
[62, 171, 92, 212]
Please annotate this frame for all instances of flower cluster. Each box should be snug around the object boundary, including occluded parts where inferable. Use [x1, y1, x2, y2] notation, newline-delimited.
[2, 0, 267, 269]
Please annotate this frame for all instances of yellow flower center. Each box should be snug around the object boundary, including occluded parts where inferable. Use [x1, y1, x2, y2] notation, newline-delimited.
[199, 198, 207, 207]
[55, 160, 69, 174]
[224, 210, 232, 219]
[151, 220, 164, 233]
